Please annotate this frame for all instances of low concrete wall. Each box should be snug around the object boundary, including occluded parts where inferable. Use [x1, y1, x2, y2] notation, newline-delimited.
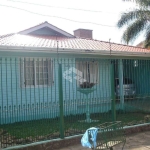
[6, 124, 150, 150]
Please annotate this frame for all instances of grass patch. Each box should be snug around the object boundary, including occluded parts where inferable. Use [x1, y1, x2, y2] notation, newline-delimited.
[0, 112, 149, 139]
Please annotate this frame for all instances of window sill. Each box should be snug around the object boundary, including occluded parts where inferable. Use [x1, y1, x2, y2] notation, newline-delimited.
[21, 84, 53, 88]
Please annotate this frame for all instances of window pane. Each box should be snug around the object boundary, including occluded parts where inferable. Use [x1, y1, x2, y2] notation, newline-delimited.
[36, 60, 49, 85]
[39, 67, 43, 72]
[24, 60, 34, 86]
[44, 73, 48, 78]
[44, 67, 48, 72]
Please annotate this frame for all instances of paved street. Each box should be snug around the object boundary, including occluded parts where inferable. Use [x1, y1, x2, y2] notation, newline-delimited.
[58, 131, 150, 150]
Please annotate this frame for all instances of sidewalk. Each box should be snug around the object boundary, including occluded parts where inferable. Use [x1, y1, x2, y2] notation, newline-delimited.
[58, 131, 150, 150]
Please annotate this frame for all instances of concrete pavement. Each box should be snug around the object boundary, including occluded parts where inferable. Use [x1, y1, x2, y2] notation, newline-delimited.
[58, 131, 150, 150]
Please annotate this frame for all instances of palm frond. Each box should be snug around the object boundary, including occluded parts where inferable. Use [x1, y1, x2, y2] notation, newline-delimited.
[144, 25, 150, 47]
[123, 0, 150, 7]
[117, 10, 150, 28]
[121, 19, 148, 44]
[120, 0, 150, 46]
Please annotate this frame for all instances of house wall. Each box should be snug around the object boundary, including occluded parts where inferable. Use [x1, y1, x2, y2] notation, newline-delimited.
[0, 57, 111, 124]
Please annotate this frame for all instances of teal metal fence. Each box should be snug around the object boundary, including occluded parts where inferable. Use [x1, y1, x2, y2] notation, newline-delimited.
[0, 57, 150, 149]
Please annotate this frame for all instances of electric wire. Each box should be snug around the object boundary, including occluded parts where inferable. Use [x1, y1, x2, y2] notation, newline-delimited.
[6, 0, 123, 14]
[0, 4, 116, 27]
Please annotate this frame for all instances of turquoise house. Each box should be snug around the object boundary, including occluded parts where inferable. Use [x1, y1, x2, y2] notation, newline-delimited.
[0, 21, 150, 124]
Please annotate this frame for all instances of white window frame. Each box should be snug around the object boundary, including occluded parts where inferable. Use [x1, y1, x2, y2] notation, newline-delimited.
[20, 58, 53, 88]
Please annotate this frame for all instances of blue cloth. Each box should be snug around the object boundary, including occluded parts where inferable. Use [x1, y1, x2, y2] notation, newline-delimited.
[81, 127, 99, 148]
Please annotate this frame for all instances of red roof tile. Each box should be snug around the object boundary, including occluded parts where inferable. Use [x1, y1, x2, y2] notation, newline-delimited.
[0, 33, 14, 39]
[0, 34, 149, 54]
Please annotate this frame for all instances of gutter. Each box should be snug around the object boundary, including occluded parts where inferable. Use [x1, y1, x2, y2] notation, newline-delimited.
[0, 45, 150, 57]
[4, 123, 150, 150]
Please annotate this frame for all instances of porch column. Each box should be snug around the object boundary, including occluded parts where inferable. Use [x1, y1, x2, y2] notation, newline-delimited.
[118, 59, 124, 106]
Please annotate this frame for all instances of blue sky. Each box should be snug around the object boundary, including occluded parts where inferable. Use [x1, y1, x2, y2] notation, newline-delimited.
[0, 0, 143, 45]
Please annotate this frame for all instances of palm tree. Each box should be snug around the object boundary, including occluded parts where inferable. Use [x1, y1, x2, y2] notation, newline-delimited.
[117, 0, 150, 47]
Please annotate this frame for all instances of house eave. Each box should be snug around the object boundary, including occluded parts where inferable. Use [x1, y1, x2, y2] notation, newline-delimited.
[0, 45, 149, 57]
